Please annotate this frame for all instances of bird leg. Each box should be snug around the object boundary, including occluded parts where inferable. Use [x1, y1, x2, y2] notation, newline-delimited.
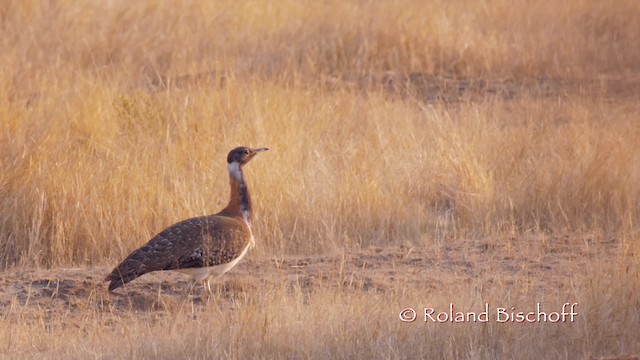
[184, 280, 197, 300]
[203, 275, 214, 295]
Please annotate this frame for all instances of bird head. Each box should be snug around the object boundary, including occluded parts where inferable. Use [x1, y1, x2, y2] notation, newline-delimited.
[227, 146, 269, 166]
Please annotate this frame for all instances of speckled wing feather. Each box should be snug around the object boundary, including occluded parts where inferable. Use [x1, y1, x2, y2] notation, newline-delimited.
[105, 215, 250, 291]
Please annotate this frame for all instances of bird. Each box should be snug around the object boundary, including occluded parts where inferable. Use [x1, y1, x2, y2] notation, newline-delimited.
[105, 146, 268, 293]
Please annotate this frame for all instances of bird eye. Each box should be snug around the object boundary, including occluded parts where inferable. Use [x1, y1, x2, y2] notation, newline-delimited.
[243, 149, 250, 155]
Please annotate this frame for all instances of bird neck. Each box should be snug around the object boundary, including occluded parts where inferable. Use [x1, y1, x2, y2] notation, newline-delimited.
[221, 162, 253, 226]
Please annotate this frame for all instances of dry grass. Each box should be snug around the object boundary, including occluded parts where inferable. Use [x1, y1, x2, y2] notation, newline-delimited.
[0, 0, 639, 358]
[0, 241, 638, 360]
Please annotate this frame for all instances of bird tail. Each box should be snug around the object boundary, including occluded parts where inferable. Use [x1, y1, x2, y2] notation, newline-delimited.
[104, 270, 134, 291]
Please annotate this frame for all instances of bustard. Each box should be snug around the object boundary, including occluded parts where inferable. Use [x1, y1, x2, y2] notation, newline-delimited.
[105, 146, 268, 292]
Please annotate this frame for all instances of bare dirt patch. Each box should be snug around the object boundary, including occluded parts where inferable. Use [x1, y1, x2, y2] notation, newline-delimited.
[326, 72, 640, 103]
[0, 233, 621, 322]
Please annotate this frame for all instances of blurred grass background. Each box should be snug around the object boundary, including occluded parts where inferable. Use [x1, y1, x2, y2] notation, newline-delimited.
[0, 0, 639, 267]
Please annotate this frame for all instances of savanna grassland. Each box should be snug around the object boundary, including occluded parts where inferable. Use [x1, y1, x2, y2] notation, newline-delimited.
[0, 0, 639, 359]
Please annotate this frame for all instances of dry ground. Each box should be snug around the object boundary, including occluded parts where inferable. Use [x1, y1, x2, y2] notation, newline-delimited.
[1, 233, 637, 359]
[3, 234, 610, 316]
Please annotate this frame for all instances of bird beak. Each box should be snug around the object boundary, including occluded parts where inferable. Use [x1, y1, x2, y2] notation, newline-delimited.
[255, 147, 269, 153]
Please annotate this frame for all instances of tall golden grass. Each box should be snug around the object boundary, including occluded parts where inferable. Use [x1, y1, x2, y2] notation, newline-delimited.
[1, 1, 639, 358]
[1, 0, 639, 267]
[6, 82, 638, 267]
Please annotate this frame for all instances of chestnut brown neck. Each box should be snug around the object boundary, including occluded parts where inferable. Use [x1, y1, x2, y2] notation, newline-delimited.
[219, 162, 253, 226]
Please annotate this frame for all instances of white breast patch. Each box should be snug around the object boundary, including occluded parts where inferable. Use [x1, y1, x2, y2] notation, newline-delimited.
[174, 243, 251, 282]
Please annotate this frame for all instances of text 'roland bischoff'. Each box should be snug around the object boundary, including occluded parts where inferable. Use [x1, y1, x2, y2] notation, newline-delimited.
[399, 303, 578, 323]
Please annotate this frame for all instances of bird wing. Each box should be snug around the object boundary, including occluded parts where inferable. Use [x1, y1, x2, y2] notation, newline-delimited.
[105, 215, 250, 290]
